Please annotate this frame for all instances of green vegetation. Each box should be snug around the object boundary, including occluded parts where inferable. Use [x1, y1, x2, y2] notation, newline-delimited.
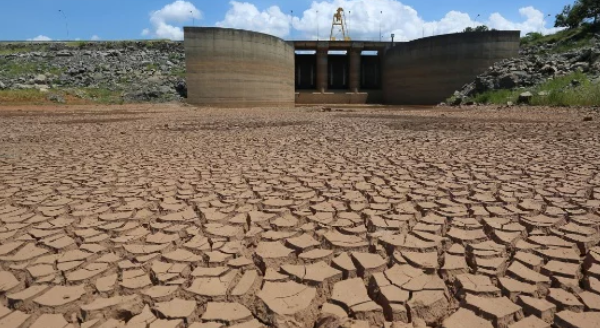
[0, 89, 50, 104]
[168, 53, 182, 62]
[65, 41, 89, 49]
[519, 0, 599, 50]
[463, 25, 490, 33]
[471, 89, 519, 105]
[74, 88, 124, 104]
[520, 32, 544, 45]
[0, 59, 64, 78]
[0, 46, 41, 55]
[145, 62, 160, 70]
[520, 23, 598, 52]
[172, 68, 186, 78]
[0, 88, 125, 105]
[453, 72, 600, 106]
[555, 0, 599, 28]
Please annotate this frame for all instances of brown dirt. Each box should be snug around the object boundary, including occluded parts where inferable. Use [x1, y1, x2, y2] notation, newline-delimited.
[0, 103, 600, 328]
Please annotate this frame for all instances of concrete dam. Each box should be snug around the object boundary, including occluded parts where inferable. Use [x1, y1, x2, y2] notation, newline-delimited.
[184, 27, 520, 106]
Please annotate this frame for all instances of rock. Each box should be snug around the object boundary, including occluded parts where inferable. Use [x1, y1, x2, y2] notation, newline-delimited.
[175, 80, 187, 97]
[449, 40, 600, 101]
[0, 41, 186, 102]
[538, 91, 549, 97]
[571, 79, 581, 87]
[451, 97, 463, 106]
[34, 74, 47, 84]
[0, 81, 6, 89]
[591, 48, 600, 64]
[159, 85, 172, 94]
[541, 65, 558, 74]
[498, 73, 521, 89]
[518, 92, 533, 105]
[573, 62, 590, 72]
[475, 77, 495, 93]
[47, 94, 66, 103]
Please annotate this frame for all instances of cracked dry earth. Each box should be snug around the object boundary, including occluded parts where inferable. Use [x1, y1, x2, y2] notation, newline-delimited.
[1, 104, 600, 328]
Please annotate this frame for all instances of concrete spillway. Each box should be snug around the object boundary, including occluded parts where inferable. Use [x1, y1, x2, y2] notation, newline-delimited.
[382, 31, 520, 105]
[184, 27, 520, 106]
[184, 27, 295, 107]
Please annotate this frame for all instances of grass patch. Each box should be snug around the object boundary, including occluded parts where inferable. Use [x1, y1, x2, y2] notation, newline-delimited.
[521, 23, 599, 53]
[0, 58, 64, 78]
[0, 88, 125, 105]
[65, 41, 88, 49]
[0, 89, 49, 104]
[551, 37, 595, 53]
[521, 26, 584, 46]
[172, 68, 186, 78]
[77, 88, 124, 104]
[0, 45, 49, 55]
[531, 81, 600, 107]
[472, 89, 521, 104]
[460, 72, 600, 106]
[168, 53, 182, 62]
[0, 47, 34, 55]
[145, 62, 160, 70]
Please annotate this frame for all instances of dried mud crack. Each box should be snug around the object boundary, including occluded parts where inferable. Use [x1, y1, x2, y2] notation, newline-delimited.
[0, 104, 599, 328]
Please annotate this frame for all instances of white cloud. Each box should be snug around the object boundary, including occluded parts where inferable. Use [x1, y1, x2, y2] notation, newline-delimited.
[143, 0, 202, 40]
[91, 35, 100, 41]
[28, 35, 52, 41]
[488, 6, 561, 35]
[216, 0, 560, 41]
[217, 1, 290, 38]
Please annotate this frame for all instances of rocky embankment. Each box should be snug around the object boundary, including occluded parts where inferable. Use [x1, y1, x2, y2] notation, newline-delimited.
[451, 34, 600, 105]
[0, 41, 186, 102]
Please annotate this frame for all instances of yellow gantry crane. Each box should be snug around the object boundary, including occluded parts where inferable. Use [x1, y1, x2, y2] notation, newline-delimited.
[330, 7, 351, 41]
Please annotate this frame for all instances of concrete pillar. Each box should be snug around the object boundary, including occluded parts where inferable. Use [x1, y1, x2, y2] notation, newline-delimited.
[349, 48, 361, 93]
[377, 50, 385, 89]
[316, 46, 328, 93]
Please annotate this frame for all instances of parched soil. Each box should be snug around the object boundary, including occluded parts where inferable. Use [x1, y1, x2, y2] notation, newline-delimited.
[1, 103, 600, 328]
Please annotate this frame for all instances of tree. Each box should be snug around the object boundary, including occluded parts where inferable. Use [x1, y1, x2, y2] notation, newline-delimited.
[555, 5, 572, 27]
[463, 25, 489, 33]
[524, 32, 544, 43]
[580, 0, 600, 24]
[555, 0, 600, 28]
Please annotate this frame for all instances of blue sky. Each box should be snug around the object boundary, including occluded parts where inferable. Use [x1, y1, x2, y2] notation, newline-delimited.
[0, 0, 570, 41]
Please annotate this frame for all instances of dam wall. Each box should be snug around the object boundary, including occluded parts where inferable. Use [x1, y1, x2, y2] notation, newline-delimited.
[184, 27, 295, 107]
[184, 28, 520, 106]
[382, 31, 520, 105]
